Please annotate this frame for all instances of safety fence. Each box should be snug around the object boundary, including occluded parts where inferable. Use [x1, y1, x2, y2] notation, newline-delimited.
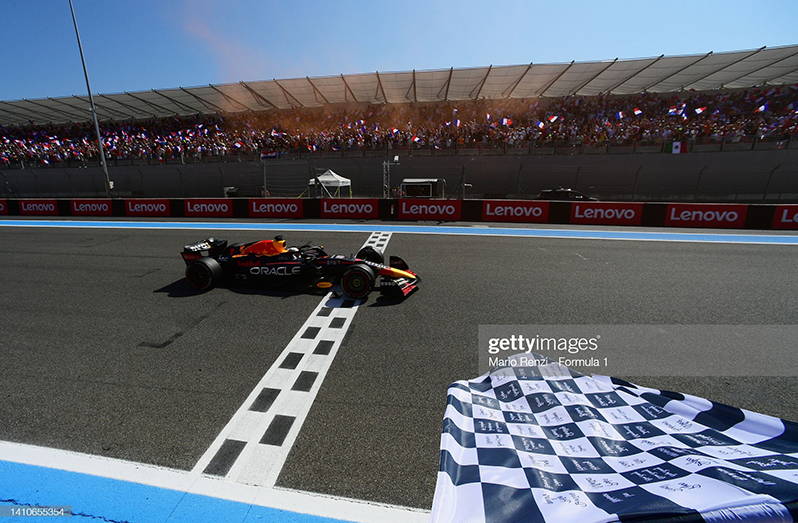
[3, 147, 798, 203]
[3, 197, 798, 231]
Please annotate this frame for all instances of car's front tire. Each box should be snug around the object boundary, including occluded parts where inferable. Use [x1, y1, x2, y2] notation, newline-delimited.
[186, 258, 223, 291]
[340, 264, 375, 299]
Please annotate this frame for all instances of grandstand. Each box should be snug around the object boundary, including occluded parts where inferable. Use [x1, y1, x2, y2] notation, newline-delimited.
[3, 45, 798, 122]
[1, 46, 797, 200]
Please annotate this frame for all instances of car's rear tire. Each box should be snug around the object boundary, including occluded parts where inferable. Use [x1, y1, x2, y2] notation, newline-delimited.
[356, 246, 384, 265]
[340, 264, 375, 299]
[186, 258, 222, 291]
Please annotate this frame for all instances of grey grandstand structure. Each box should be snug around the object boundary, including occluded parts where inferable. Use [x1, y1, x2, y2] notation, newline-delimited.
[2, 45, 798, 125]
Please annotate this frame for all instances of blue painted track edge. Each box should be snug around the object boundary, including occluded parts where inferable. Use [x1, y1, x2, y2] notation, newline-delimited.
[2, 219, 798, 244]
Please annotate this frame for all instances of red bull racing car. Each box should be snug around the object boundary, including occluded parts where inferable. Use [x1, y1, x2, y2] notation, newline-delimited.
[181, 236, 419, 299]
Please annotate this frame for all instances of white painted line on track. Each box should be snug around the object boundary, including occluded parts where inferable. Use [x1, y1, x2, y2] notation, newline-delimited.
[193, 232, 393, 489]
[0, 440, 429, 523]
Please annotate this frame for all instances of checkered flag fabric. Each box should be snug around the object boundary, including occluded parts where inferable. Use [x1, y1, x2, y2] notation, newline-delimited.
[431, 354, 798, 523]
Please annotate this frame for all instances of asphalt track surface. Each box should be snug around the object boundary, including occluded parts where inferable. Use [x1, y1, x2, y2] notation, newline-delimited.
[1, 220, 798, 510]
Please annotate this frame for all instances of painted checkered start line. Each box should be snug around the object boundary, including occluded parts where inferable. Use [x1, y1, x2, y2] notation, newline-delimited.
[193, 232, 393, 486]
[0, 229, 428, 523]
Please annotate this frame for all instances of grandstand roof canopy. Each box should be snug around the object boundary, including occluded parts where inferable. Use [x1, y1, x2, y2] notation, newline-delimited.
[3, 45, 798, 127]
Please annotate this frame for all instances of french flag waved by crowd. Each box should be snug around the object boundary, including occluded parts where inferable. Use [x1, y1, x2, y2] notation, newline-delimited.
[1, 85, 797, 165]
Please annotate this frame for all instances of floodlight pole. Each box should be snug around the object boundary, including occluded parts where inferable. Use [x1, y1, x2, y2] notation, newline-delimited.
[382, 161, 390, 198]
[382, 156, 400, 198]
[260, 157, 267, 196]
[69, 0, 111, 197]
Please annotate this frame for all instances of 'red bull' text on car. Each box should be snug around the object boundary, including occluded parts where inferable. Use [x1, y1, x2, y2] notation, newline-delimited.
[181, 236, 419, 299]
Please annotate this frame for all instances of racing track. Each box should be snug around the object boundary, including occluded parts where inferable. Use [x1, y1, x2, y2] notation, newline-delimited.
[1, 220, 798, 511]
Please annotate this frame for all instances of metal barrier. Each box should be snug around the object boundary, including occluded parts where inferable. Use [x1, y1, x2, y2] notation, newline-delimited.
[2, 147, 798, 203]
[2, 197, 798, 231]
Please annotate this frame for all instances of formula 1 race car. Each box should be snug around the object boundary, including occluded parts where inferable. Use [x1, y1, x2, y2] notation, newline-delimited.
[181, 236, 420, 299]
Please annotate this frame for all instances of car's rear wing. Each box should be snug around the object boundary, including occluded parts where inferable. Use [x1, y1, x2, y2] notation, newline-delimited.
[181, 238, 228, 264]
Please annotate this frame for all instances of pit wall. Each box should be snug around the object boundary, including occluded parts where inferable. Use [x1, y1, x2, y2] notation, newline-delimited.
[4, 148, 798, 202]
[3, 198, 798, 231]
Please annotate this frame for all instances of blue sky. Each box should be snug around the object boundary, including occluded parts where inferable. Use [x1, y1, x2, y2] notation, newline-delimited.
[2, 0, 796, 102]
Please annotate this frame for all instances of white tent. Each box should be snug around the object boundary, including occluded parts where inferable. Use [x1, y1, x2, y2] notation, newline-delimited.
[307, 169, 352, 197]
[310, 169, 350, 188]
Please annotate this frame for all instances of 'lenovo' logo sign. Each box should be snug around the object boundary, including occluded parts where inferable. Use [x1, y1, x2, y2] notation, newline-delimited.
[665, 204, 747, 228]
[483, 200, 548, 223]
[249, 199, 303, 218]
[320, 199, 378, 218]
[71, 199, 112, 216]
[126, 199, 170, 217]
[184, 199, 233, 217]
[19, 200, 59, 216]
[398, 199, 461, 220]
[571, 203, 643, 225]
[772, 206, 798, 230]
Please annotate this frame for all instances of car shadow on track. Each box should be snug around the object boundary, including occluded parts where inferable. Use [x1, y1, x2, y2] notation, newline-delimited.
[155, 279, 413, 306]
[155, 279, 314, 300]
[367, 295, 413, 307]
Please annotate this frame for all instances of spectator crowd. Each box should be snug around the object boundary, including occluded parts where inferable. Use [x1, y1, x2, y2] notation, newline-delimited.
[2, 86, 797, 166]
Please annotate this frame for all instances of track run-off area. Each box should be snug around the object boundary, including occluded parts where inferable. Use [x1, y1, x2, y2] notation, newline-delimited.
[1, 218, 797, 522]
